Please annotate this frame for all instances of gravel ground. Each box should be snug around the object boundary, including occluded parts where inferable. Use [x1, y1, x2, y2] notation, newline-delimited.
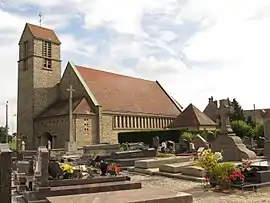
[129, 173, 270, 203]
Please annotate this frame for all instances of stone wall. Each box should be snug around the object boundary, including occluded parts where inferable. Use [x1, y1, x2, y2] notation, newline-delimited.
[75, 115, 98, 147]
[34, 115, 69, 149]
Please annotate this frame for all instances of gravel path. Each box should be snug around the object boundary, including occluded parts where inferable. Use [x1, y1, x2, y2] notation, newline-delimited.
[129, 173, 270, 203]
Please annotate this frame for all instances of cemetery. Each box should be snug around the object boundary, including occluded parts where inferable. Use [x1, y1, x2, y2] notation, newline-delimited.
[1, 98, 270, 203]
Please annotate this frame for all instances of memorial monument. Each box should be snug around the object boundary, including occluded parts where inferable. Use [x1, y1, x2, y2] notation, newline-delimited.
[211, 99, 256, 161]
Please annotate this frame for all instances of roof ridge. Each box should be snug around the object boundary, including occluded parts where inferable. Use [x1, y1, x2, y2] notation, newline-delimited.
[75, 65, 156, 83]
[26, 23, 54, 31]
[190, 104, 216, 125]
[189, 104, 200, 125]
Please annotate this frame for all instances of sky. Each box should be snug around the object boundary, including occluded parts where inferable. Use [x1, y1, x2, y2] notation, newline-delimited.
[1, 0, 270, 133]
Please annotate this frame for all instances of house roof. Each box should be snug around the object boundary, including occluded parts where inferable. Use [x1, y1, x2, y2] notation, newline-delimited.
[37, 98, 95, 118]
[168, 103, 216, 128]
[25, 23, 60, 44]
[75, 65, 181, 117]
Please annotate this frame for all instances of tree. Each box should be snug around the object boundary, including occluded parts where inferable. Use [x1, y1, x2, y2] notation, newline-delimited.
[254, 121, 264, 138]
[231, 120, 254, 138]
[0, 127, 8, 143]
[229, 98, 245, 122]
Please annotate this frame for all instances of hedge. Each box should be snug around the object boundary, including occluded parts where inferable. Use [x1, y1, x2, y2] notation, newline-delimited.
[118, 129, 220, 145]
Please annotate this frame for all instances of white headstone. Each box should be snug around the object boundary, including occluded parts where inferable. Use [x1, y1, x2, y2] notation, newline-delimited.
[21, 141, 25, 151]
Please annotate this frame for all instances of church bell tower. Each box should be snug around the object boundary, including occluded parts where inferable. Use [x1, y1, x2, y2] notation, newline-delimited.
[17, 23, 61, 149]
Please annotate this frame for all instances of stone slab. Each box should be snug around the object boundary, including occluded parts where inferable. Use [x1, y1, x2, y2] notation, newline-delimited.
[181, 166, 205, 177]
[159, 162, 193, 173]
[47, 188, 193, 203]
[22, 181, 141, 202]
[132, 167, 159, 175]
[155, 171, 205, 182]
[48, 176, 127, 187]
[135, 156, 191, 169]
[107, 157, 156, 167]
[111, 148, 157, 159]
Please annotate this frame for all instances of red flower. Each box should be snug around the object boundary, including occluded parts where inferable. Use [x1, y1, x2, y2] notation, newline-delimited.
[230, 170, 245, 182]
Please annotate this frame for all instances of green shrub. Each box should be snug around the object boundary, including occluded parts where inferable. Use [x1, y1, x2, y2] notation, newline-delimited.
[181, 132, 195, 142]
[211, 162, 237, 184]
[157, 153, 176, 158]
[231, 120, 254, 138]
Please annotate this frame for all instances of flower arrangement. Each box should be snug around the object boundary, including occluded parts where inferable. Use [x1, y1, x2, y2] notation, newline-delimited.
[195, 149, 223, 173]
[239, 159, 258, 178]
[107, 163, 121, 176]
[230, 170, 245, 184]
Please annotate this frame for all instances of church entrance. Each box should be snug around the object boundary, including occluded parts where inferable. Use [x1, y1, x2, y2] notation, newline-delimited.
[41, 132, 53, 149]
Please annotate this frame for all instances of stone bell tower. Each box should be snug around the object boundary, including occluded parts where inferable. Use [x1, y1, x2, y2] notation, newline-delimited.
[17, 23, 61, 149]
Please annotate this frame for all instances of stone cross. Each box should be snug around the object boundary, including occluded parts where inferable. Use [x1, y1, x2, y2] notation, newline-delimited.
[21, 141, 25, 151]
[0, 143, 12, 203]
[217, 99, 234, 135]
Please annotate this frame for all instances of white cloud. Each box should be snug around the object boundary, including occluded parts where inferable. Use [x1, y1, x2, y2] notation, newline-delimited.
[2, 0, 270, 133]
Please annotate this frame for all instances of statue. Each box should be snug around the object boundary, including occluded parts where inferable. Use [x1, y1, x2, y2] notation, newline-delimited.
[48, 140, 51, 150]
[218, 99, 234, 135]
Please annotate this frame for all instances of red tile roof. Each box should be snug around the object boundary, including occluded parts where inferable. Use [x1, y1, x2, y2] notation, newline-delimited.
[37, 98, 94, 118]
[26, 23, 60, 44]
[76, 65, 181, 117]
[168, 104, 216, 128]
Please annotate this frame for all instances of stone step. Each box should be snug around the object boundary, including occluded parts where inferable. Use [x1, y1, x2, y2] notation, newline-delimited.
[135, 156, 191, 169]
[159, 162, 193, 173]
[47, 188, 193, 203]
[155, 171, 205, 182]
[21, 181, 141, 202]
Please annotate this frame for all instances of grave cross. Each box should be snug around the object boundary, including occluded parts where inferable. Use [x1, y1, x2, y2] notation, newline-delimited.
[67, 84, 75, 142]
[217, 99, 234, 135]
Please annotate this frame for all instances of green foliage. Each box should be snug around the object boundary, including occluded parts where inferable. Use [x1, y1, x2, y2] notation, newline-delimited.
[211, 162, 237, 184]
[254, 121, 264, 138]
[0, 127, 8, 143]
[229, 98, 245, 122]
[231, 120, 254, 138]
[157, 153, 176, 157]
[181, 132, 195, 142]
[205, 131, 216, 142]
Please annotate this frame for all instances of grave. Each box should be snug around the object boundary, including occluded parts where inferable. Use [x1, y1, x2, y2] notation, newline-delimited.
[47, 188, 193, 203]
[105, 148, 157, 167]
[132, 156, 192, 174]
[83, 143, 120, 155]
[192, 134, 209, 150]
[0, 143, 12, 203]
[211, 99, 256, 161]
[16, 146, 143, 203]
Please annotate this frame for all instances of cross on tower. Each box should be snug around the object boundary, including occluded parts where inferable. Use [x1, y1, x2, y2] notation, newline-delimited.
[39, 12, 42, 26]
[67, 85, 75, 142]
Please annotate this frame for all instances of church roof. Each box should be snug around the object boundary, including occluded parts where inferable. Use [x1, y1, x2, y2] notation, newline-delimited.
[25, 23, 61, 44]
[168, 103, 216, 128]
[37, 98, 94, 118]
[76, 65, 181, 116]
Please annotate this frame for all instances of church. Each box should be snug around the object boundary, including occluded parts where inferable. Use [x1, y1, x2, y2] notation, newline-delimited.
[17, 23, 183, 149]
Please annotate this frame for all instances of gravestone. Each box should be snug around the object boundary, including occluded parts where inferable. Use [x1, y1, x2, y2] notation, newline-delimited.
[0, 143, 12, 203]
[35, 146, 49, 188]
[192, 134, 209, 150]
[211, 99, 256, 161]
[152, 136, 160, 150]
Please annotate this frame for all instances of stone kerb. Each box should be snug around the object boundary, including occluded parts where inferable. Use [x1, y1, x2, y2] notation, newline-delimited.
[0, 143, 12, 203]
